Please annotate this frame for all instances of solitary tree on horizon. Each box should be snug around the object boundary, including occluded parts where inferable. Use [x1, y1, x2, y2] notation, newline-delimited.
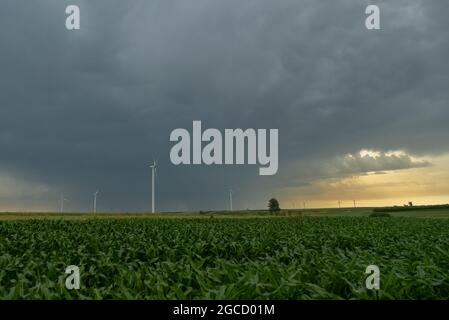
[268, 198, 281, 214]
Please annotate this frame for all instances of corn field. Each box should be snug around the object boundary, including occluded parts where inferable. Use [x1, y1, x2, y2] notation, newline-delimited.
[0, 217, 448, 299]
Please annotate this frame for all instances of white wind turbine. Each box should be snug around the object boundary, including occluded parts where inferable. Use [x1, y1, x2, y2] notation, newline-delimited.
[60, 193, 68, 213]
[149, 160, 157, 213]
[93, 190, 99, 213]
[229, 188, 233, 211]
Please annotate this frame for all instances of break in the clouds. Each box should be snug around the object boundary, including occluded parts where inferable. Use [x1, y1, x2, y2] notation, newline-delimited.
[279, 149, 431, 189]
[0, 0, 448, 211]
[332, 150, 431, 176]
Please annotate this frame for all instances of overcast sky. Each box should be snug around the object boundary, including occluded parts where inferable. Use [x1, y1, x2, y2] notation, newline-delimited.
[0, 0, 448, 212]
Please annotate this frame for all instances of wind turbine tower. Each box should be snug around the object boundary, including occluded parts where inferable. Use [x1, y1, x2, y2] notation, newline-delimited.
[93, 190, 99, 213]
[229, 188, 233, 211]
[60, 193, 68, 213]
[150, 160, 157, 213]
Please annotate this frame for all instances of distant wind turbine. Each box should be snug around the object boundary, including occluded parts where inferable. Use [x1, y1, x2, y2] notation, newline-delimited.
[93, 190, 99, 213]
[229, 188, 233, 211]
[149, 160, 157, 213]
[60, 193, 68, 213]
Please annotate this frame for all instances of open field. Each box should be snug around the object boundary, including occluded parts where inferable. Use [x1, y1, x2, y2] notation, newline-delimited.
[1, 205, 449, 220]
[1, 213, 449, 299]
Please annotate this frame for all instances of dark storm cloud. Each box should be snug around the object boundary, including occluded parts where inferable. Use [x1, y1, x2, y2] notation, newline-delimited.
[0, 0, 448, 211]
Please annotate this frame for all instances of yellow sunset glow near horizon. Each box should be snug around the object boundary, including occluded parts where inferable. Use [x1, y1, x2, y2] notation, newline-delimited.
[286, 153, 449, 209]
